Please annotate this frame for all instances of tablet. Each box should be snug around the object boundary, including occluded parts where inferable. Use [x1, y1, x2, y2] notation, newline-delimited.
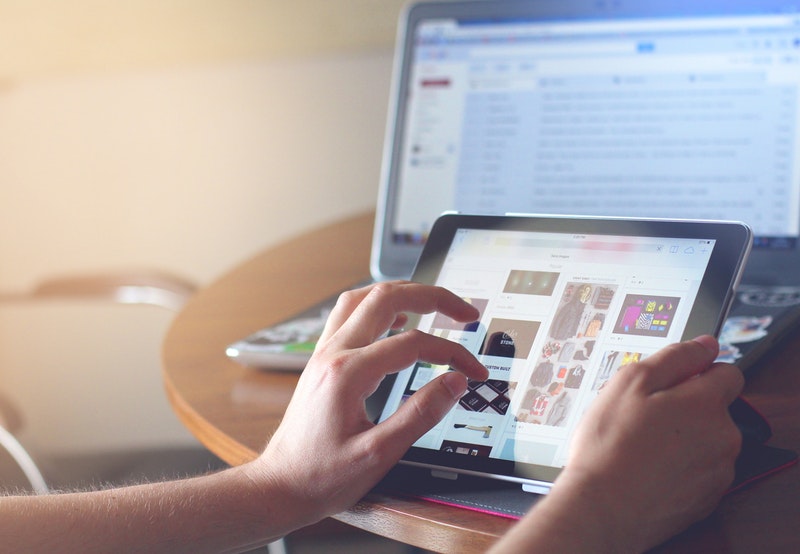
[371, 213, 752, 494]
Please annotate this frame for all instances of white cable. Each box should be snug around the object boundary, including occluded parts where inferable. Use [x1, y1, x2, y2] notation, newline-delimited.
[0, 424, 48, 495]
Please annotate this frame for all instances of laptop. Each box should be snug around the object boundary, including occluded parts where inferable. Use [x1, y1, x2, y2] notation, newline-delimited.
[229, 0, 800, 374]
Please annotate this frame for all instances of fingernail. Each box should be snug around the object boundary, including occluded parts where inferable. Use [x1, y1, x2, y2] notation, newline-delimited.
[442, 372, 468, 400]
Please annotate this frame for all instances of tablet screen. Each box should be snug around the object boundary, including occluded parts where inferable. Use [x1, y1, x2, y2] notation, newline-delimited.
[375, 214, 751, 491]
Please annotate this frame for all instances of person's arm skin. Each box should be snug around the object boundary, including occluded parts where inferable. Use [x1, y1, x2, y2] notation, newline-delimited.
[0, 281, 744, 553]
[488, 335, 744, 554]
[0, 282, 489, 553]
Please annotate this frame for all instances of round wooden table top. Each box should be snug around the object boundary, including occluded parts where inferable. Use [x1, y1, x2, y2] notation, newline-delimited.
[162, 211, 800, 553]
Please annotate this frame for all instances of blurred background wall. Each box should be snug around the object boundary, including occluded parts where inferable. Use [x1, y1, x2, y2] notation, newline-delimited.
[0, 0, 405, 458]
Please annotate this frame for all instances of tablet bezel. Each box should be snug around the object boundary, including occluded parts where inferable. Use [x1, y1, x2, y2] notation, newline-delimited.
[369, 213, 753, 490]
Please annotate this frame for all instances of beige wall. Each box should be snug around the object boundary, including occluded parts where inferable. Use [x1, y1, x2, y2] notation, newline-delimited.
[0, 38, 394, 454]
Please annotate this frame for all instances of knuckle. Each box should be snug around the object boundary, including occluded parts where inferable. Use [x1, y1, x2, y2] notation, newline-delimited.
[361, 282, 401, 314]
[358, 432, 386, 462]
[314, 349, 353, 379]
[619, 360, 652, 391]
[336, 288, 363, 310]
[410, 391, 442, 429]
[368, 281, 397, 300]
[402, 328, 428, 342]
[389, 328, 429, 353]
[357, 431, 401, 472]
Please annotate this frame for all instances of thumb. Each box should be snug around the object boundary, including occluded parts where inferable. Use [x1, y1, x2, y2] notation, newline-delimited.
[373, 372, 468, 461]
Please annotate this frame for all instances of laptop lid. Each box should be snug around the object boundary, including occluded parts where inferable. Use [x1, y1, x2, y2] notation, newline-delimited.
[370, 0, 800, 285]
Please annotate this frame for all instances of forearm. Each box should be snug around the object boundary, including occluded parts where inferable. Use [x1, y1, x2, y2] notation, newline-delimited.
[0, 463, 313, 554]
[490, 338, 741, 553]
[0, 284, 506, 552]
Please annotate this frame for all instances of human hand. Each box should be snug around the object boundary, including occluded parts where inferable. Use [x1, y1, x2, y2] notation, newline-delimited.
[252, 282, 488, 527]
[491, 335, 743, 553]
[0, 283, 486, 553]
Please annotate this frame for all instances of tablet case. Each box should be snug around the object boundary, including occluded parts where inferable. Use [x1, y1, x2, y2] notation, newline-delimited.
[375, 397, 798, 519]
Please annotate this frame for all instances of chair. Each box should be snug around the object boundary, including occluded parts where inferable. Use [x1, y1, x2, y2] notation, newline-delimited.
[0, 270, 197, 311]
[0, 270, 197, 494]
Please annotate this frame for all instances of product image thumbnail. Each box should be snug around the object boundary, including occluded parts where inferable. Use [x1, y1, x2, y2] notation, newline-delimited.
[479, 318, 541, 360]
[613, 294, 680, 337]
[504, 270, 560, 296]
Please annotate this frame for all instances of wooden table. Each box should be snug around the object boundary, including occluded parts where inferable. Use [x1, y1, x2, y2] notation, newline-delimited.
[162, 212, 800, 553]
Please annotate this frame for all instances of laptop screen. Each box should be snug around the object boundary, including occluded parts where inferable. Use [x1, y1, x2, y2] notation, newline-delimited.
[374, 0, 800, 281]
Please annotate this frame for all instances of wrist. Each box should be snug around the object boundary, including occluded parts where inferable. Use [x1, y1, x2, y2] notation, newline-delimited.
[235, 451, 329, 535]
[540, 470, 646, 553]
[491, 471, 645, 554]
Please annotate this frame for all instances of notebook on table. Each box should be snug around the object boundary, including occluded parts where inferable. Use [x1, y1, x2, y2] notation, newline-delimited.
[228, 0, 800, 375]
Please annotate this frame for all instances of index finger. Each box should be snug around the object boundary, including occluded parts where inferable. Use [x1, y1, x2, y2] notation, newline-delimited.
[323, 282, 480, 349]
